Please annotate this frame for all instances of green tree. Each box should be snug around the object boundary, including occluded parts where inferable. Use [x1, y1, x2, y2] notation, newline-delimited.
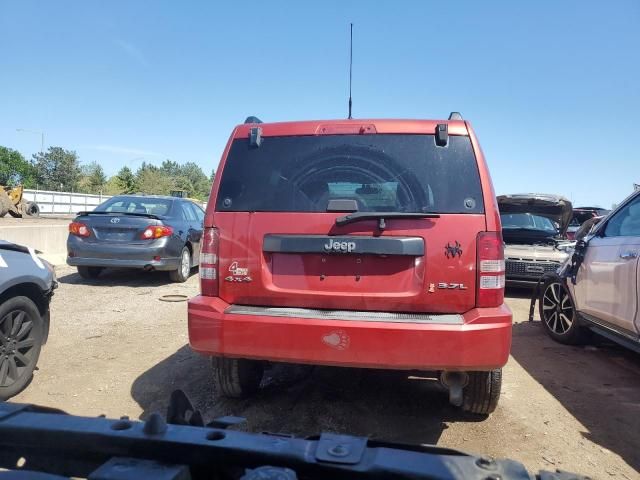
[136, 168, 173, 195]
[135, 162, 158, 176]
[176, 162, 211, 199]
[133, 160, 211, 199]
[173, 175, 194, 195]
[32, 147, 81, 191]
[0, 146, 35, 186]
[160, 159, 181, 177]
[115, 166, 137, 193]
[103, 176, 125, 195]
[78, 161, 107, 194]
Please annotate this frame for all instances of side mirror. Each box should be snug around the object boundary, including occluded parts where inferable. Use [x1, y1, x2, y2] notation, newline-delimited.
[576, 216, 604, 242]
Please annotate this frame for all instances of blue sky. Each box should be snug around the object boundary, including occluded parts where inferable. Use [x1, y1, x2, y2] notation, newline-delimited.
[1, 0, 638, 207]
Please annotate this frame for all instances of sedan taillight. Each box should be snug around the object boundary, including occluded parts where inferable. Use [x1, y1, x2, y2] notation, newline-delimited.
[69, 222, 90, 238]
[141, 226, 173, 239]
[200, 227, 219, 296]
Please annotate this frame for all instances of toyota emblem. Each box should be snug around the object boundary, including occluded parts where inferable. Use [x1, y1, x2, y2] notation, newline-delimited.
[110, 217, 120, 224]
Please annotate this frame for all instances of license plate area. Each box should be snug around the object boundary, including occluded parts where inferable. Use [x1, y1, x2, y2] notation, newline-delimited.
[95, 228, 137, 242]
[269, 253, 421, 294]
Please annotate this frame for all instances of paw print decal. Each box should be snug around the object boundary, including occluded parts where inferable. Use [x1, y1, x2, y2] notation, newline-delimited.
[322, 330, 350, 350]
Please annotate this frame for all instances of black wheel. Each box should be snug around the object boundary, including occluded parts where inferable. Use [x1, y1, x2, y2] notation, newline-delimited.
[0, 296, 45, 400]
[77, 266, 103, 279]
[25, 202, 40, 217]
[539, 278, 587, 344]
[170, 247, 191, 283]
[461, 369, 502, 415]
[211, 357, 264, 398]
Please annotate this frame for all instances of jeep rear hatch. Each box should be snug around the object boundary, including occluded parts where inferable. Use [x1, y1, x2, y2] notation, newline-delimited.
[207, 132, 488, 314]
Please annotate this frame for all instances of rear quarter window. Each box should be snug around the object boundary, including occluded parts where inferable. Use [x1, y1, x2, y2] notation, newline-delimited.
[215, 134, 484, 214]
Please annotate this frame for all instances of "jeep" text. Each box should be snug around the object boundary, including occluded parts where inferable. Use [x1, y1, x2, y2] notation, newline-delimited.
[324, 238, 356, 253]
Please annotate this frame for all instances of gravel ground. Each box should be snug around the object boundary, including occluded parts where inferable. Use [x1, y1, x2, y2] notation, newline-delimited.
[13, 265, 640, 479]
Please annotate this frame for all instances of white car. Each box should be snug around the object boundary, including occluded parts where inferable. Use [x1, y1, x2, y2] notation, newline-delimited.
[0, 241, 56, 399]
[538, 190, 640, 351]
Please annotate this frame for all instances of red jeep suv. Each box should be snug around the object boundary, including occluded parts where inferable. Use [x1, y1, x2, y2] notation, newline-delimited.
[188, 115, 511, 414]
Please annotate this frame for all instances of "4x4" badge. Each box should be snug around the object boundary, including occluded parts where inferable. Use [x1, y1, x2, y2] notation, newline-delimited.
[225, 261, 252, 282]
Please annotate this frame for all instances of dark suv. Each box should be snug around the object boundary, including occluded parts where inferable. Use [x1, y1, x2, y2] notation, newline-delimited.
[188, 115, 512, 414]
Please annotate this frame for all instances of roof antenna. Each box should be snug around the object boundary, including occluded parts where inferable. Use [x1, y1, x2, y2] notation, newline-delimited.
[348, 23, 353, 119]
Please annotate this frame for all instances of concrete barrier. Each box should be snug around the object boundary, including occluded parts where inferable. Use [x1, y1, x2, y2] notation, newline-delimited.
[1, 222, 69, 266]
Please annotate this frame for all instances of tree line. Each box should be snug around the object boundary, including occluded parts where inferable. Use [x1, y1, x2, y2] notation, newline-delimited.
[0, 146, 214, 200]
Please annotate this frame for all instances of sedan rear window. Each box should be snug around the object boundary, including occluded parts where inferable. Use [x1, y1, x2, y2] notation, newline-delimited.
[215, 134, 484, 214]
[97, 197, 173, 216]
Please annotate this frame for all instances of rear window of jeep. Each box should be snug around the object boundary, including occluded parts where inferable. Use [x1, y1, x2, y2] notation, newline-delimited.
[216, 134, 484, 214]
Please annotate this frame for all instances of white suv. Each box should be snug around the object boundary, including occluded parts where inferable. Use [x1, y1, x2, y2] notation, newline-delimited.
[538, 190, 640, 351]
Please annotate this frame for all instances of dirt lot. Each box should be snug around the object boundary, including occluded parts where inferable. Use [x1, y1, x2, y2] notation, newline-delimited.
[13, 265, 640, 479]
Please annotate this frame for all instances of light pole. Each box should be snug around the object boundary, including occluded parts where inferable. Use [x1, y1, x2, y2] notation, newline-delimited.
[16, 128, 45, 154]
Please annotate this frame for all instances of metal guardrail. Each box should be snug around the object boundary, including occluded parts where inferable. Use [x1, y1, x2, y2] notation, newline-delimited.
[23, 190, 207, 214]
[23, 189, 111, 215]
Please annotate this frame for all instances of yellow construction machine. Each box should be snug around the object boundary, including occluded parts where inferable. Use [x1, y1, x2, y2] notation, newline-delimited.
[0, 185, 40, 218]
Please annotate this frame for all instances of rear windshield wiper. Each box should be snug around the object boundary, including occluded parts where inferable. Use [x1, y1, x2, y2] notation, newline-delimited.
[77, 211, 161, 220]
[335, 211, 440, 230]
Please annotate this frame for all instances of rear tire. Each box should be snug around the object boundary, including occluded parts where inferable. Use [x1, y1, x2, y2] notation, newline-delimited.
[211, 357, 264, 398]
[0, 296, 45, 400]
[539, 277, 587, 345]
[461, 369, 502, 415]
[24, 202, 40, 217]
[77, 266, 103, 279]
[169, 247, 191, 283]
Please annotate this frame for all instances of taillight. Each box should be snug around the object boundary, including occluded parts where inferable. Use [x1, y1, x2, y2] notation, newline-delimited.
[69, 222, 90, 238]
[476, 232, 505, 308]
[200, 227, 219, 296]
[141, 226, 173, 239]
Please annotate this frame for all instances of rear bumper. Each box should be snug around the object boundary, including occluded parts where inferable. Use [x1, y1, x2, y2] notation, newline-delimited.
[67, 256, 180, 270]
[66, 236, 180, 270]
[188, 297, 512, 371]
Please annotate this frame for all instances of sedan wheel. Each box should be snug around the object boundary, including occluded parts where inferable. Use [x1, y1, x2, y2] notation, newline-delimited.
[181, 249, 190, 278]
[170, 247, 191, 283]
[538, 278, 587, 345]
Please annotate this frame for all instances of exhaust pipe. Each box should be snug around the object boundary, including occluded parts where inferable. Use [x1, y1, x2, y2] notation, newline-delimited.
[440, 371, 469, 407]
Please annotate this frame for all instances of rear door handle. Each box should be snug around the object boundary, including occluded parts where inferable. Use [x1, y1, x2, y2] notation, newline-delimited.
[619, 251, 638, 260]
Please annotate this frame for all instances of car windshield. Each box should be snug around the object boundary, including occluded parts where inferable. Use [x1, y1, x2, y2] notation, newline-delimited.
[500, 213, 558, 233]
[216, 135, 484, 214]
[96, 197, 173, 216]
